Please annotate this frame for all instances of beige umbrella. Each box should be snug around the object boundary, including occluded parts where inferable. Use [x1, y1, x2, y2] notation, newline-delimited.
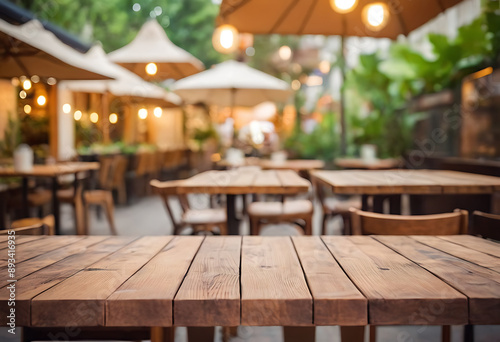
[217, 0, 464, 39]
[172, 60, 291, 108]
[0, 19, 113, 80]
[61, 45, 181, 107]
[108, 19, 204, 81]
[217, 0, 465, 153]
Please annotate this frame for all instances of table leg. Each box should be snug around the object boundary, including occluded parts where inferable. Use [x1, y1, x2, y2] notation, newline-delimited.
[22, 177, 29, 217]
[283, 326, 315, 342]
[226, 194, 239, 235]
[150, 327, 174, 342]
[340, 326, 365, 342]
[0, 191, 6, 229]
[373, 195, 384, 213]
[362, 195, 369, 211]
[51, 176, 61, 235]
[389, 195, 402, 215]
[187, 327, 214, 342]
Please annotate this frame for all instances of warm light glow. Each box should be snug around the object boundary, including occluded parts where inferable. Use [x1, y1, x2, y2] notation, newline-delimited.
[306, 75, 323, 87]
[138, 108, 148, 119]
[145, 62, 158, 76]
[47, 77, 57, 85]
[36, 95, 47, 106]
[62, 103, 71, 114]
[24, 104, 32, 114]
[278, 45, 292, 61]
[19, 90, 27, 99]
[154, 107, 162, 118]
[90, 112, 99, 123]
[22, 80, 32, 90]
[291, 80, 301, 91]
[31, 75, 40, 83]
[319, 60, 331, 74]
[212, 24, 239, 54]
[470, 67, 493, 80]
[74, 110, 82, 121]
[330, 0, 358, 13]
[362, 2, 390, 31]
[109, 113, 118, 124]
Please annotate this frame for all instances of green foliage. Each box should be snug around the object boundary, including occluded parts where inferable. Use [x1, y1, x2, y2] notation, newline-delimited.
[0, 112, 21, 157]
[284, 112, 339, 162]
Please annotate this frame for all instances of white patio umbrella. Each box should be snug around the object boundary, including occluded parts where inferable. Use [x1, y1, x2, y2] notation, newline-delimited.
[0, 19, 113, 80]
[108, 19, 204, 81]
[61, 45, 181, 107]
[172, 60, 292, 108]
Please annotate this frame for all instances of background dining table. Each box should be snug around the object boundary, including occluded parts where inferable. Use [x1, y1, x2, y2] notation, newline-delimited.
[173, 169, 311, 234]
[311, 169, 500, 214]
[1, 234, 498, 342]
[0, 162, 99, 233]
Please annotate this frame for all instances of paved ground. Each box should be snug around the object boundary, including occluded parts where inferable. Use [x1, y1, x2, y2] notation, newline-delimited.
[1, 195, 499, 342]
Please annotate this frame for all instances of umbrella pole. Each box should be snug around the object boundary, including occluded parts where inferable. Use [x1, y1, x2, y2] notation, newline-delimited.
[340, 35, 347, 156]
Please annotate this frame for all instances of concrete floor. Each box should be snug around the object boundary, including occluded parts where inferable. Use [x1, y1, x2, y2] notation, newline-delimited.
[1, 195, 499, 342]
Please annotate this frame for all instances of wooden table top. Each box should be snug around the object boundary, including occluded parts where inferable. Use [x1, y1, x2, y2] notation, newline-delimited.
[218, 158, 325, 171]
[175, 169, 311, 195]
[335, 158, 401, 170]
[1, 235, 498, 328]
[0, 162, 100, 177]
[311, 169, 500, 194]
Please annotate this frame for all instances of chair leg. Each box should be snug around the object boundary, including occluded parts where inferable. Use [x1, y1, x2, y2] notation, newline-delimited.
[103, 195, 118, 235]
[342, 214, 351, 235]
[74, 199, 86, 235]
[250, 216, 260, 236]
[117, 184, 127, 205]
[322, 213, 328, 235]
[303, 214, 313, 235]
[83, 201, 90, 235]
[340, 326, 365, 342]
[151, 327, 174, 342]
[219, 222, 228, 235]
[442, 325, 451, 342]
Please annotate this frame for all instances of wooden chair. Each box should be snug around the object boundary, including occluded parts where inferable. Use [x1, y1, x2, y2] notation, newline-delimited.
[99, 155, 128, 205]
[57, 181, 86, 235]
[248, 199, 313, 236]
[471, 211, 500, 241]
[151, 179, 227, 235]
[6, 215, 55, 235]
[350, 208, 468, 342]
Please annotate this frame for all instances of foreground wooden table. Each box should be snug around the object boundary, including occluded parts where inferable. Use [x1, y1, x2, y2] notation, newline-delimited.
[175, 169, 311, 234]
[0, 162, 99, 233]
[312, 169, 500, 213]
[1, 235, 498, 342]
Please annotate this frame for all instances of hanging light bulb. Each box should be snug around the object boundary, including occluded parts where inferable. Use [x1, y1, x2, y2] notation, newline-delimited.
[278, 46, 292, 61]
[22, 79, 32, 90]
[154, 107, 162, 118]
[138, 108, 148, 119]
[362, 2, 390, 31]
[212, 24, 239, 54]
[145, 62, 158, 75]
[74, 110, 82, 121]
[24, 105, 32, 114]
[36, 95, 47, 106]
[330, 0, 358, 13]
[62, 104, 71, 114]
[90, 112, 99, 123]
[109, 113, 118, 124]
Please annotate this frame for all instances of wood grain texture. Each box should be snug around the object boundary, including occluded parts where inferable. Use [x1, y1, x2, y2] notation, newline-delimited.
[411, 235, 500, 273]
[241, 236, 312, 326]
[322, 236, 467, 325]
[0, 236, 42, 250]
[0, 162, 99, 177]
[291, 236, 367, 325]
[106, 236, 203, 327]
[0, 236, 136, 326]
[0, 236, 108, 282]
[31, 236, 169, 327]
[375, 235, 500, 324]
[438, 235, 500, 259]
[0, 236, 82, 267]
[311, 169, 500, 195]
[175, 170, 310, 195]
[175, 236, 241, 326]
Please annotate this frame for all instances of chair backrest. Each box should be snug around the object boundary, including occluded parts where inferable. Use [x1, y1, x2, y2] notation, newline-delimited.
[150, 179, 190, 232]
[6, 215, 55, 235]
[472, 211, 500, 241]
[350, 208, 468, 235]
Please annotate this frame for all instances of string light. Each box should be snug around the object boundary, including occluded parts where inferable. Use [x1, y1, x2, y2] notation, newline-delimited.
[362, 2, 390, 31]
[212, 24, 239, 54]
[36, 95, 46, 106]
[74, 110, 82, 121]
[24, 105, 32, 114]
[330, 0, 358, 13]
[154, 107, 162, 118]
[62, 104, 71, 114]
[109, 113, 118, 124]
[145, 62, 158, 76]
[138, 108, 148, 119]
[90, 112, 99, 123]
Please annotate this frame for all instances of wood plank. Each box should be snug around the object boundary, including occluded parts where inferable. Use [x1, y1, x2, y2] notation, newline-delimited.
[241, 236, 312, 326]
[420, 170, 497, 194]
[0, 236, 136, 326]
[321, 236, 467, 325]
[0, 236, 44, 250]
[174, 236, 241, 326]
[276, 170, 311, 190]
[106, 236, 203, 327]
[0, 236, 109, 283]
[0, 236, 82, 267]
[31, 236, 169, 327]
[438, 235, 500, 259]
[291, 236, 367, 325]
[411, 235, 500, 273]
[375, 235, 500, 324]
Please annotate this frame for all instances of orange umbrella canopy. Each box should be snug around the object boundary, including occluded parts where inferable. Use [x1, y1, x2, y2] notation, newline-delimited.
[108, 19, 204, 81]
[217, 0, 464, 39]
